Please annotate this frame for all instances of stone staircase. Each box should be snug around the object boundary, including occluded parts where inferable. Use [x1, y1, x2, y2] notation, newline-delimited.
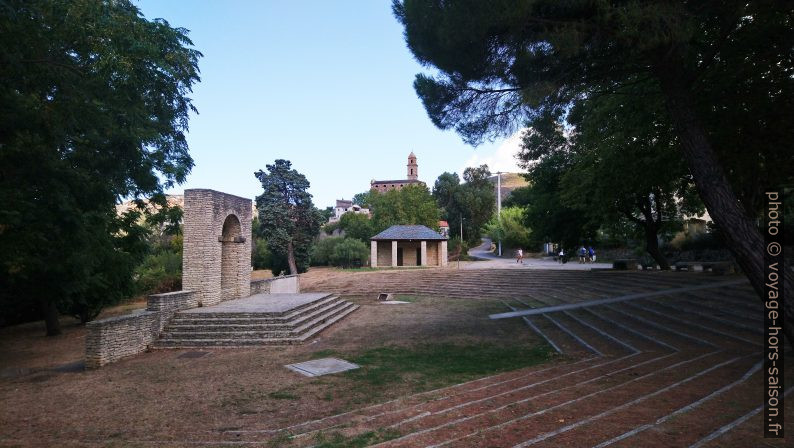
[154, 294, 358, 348]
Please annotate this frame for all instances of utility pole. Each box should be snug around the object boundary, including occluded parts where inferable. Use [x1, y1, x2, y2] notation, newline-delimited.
[496, 171, 502, 257]
[458, 213, 463, 269]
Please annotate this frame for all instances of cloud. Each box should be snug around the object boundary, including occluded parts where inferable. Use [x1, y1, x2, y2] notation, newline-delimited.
[461, 128, 528, 175]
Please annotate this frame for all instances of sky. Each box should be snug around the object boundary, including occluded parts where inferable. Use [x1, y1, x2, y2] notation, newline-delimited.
[135, 0, 525, 208]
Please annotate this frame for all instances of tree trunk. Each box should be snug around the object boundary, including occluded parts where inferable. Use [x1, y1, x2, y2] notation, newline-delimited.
[644, 223, 670, 270]
[657, 68, 794, 345]
[40, 299, 61, 336]
[286, 241, 298, 275]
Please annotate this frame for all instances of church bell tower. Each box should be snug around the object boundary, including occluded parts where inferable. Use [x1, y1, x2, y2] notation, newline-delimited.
[407, 152, 418, 180]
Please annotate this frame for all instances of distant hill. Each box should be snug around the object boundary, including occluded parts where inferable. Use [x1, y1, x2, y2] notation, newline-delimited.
[488, 172, 529, 201]
[116, 194, 184, 215]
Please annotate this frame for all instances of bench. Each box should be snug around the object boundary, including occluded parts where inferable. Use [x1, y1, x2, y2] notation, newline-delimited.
[613, 259, 639, 270]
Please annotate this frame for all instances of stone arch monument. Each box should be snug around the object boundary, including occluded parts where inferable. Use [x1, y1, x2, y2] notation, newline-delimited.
[183, 189, 252, 306]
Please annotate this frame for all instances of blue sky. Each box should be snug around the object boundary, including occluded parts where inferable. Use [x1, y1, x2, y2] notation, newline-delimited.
[135, 0, 524, 208]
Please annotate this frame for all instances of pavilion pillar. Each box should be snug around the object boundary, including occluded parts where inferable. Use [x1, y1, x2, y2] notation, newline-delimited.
[370, 241, 377, 267]
[391, 240, 398, 267]
[420, 241, 427, 266]
[440, 240, 448, 267]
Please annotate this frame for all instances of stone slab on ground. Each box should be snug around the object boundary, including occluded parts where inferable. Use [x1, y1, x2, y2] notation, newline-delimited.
[285, 358, 360, 377]
[179, 293, 329, 314]
[380, 300, 410, 304]
[177, 351, 210, 359]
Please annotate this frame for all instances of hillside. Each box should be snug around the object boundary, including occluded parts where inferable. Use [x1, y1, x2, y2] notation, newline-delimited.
[488, 172, 529, 201]
[115, 194, 184, 215]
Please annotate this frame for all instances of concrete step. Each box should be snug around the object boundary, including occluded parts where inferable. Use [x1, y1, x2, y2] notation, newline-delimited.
[160, 301, 355, 340]
[154, 304, 359, 348]
[169, 294, 339, 323]
[166, 298, 347, 331]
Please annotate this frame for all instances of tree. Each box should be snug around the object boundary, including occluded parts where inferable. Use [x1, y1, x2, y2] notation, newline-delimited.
[352, 190, 375, 208]
[312, 237, 344, 266]
[394, 0, 794, 340]
[255, 160, 323, 275]
[432, 172, 461, 213]
[484, 207, 532, 251]
[0, 0, 201, 335]
[339, 212, 374, 242]
[370, 184, 440, 233]
[460, 165, 496, 243]
[520, 152, 597, 251]
[558, 91, 703, 269]
[320, 207, 335, 222]
[432, 167, 495, 244]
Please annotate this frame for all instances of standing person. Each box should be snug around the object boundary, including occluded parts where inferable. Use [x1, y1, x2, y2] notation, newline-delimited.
[578, 246, 587, 263]
[558, 248, 565, 264]
[516, 248, 523, 264]
[588, 246, 596, 263]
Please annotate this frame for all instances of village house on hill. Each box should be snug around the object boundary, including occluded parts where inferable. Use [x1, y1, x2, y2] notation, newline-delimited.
[328, 199, 370, 224]
[370, 225, 448, 268]
[370, 152, 425, 192]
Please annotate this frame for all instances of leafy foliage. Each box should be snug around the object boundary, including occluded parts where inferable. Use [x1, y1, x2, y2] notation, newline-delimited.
[0, 0, 201, 333]
[312, 237, 344, 266]
[484, 207, 532, 251]
[330, 238, 370, 268]
[369, 184, 440, 234]
[352, 190, 375, 208]
[338, 212, 374, 242]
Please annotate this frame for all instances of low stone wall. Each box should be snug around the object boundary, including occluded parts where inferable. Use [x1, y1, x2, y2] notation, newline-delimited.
[250, 274, 300, 294]
[85, 290, 195, 368]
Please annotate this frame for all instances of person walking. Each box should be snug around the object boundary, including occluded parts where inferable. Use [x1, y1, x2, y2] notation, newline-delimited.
[516, 248, 524, 264]
[558, 248, 565, 264]
[588, 246, 596, 263]
[578, 246, 587, 264]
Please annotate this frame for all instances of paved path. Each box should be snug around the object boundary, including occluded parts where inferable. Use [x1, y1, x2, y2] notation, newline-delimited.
[179, 292, 328, 314]
[467, 238, 613, 270]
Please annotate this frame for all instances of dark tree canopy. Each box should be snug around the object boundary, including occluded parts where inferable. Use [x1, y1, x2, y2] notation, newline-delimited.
[254, 160, 323, 275]
[0, 0, 201, 334]
[558, 86, 703, 268]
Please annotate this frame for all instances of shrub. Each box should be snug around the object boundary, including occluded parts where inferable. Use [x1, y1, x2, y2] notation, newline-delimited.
[484, 207, 532, 251]
[134, 250, 182, 295]
[252, 238, 273, 270]
[330, 238, 369, 268]
[312, 237, 345, 266]
[447, 237, 469, 259]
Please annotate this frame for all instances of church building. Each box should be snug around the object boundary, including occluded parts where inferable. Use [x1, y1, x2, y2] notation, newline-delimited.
[370, 152, 425, 192]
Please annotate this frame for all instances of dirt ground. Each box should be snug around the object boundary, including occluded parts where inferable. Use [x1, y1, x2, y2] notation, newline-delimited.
[0, 288, 551, 447]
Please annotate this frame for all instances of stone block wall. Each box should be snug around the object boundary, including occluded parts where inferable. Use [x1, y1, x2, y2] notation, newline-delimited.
[427, 241, 439, 266]
[377, 244, 393, 267]
[183, 189, 252, 307]
[85, 290, 196, 368]
[250, 275, 300, 294]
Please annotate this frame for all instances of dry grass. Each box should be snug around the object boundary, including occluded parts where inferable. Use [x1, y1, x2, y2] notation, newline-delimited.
[0, 290, 553, 446]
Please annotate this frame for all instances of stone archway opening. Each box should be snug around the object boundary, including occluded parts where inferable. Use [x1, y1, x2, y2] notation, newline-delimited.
[220, 214, 243, 300]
